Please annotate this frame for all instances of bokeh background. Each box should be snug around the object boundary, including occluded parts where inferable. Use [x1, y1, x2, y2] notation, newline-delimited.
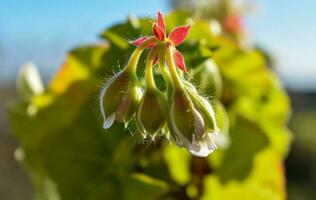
[0, 0, 315, 199]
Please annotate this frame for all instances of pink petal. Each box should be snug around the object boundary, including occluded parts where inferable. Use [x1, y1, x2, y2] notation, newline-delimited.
[131, 36, 157, 48]
[173, 50, 187, 72]
[153, 23, 165, 41]
[157, 11, 166, 35]
[131, 36, 148, 46]
[168, 25, 191, 46]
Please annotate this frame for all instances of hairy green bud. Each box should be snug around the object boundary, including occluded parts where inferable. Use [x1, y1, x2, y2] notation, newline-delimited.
[136, 88, 166, 138]
[168, 87, 219, 157]
[100, 71, 142, 129]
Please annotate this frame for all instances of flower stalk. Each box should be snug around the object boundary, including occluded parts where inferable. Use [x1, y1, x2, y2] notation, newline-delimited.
[145, 45, 161, 89]
[126, 37, 157, 74]
[165, 46, 184, 90]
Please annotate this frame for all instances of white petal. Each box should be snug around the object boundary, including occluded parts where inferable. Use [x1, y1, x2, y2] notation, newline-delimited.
[100, 84, 116, 129]
[169, 100, 218, 157]
[189, 134, 217, 157]
[103, 113, 115, 129]
[193, 109, 205, 139]
[99, 84, 107, 120]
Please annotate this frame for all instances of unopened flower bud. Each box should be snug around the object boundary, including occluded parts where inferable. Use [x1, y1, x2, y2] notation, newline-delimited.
[184, 82, 217, 132]
[100, 71, 142, 129]
[191, 59, 222, 99]
[136, 88, 166, 138]
[169, 88, 219, 157]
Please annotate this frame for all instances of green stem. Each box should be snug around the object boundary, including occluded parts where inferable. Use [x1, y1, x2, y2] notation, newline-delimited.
[165, 46, 183, 90]
[125, 37, 156, 74]
[158, 47, 172, 97]
[145, 46, 160, 89]
[158, 47, 172, 84]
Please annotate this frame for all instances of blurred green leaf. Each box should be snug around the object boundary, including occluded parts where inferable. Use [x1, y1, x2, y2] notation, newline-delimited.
[163, 145, 191, 185]
[202, 149, 286, 200]
[217, 115, 269, 183]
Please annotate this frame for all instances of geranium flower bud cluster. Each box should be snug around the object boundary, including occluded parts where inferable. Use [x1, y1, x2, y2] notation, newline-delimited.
[100, 12, 220, 157]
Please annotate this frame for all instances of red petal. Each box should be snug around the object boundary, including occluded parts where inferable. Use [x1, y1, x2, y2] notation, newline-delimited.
[168, 25, 191, 46]
[173, 50, 187, 72]
[157, 11, 166, 35]
[131, 36, 157, 48]
[153, 23, 165, 41]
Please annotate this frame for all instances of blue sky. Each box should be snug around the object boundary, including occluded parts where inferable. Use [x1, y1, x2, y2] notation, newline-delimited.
[1, 0, 315, 90]
[247, 0, 316, 90]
